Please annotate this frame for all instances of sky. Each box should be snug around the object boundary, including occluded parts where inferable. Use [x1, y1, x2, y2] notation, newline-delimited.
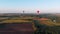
[0, 0, 60, 13]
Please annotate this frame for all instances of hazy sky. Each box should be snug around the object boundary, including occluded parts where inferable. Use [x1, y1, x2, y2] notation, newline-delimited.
[0, 0, 60, 13]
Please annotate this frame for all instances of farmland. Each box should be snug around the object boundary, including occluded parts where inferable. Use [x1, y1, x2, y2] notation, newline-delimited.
[0, 13, 60, 34]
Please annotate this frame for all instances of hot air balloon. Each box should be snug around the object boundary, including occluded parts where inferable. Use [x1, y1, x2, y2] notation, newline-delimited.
[37, 10, 40, 15]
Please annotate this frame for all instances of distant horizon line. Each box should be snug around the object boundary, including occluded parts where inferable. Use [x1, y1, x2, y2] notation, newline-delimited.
[0, 13, 59, 14]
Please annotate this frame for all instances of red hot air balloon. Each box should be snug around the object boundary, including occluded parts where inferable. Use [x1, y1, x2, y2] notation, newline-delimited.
[37, 10, 40, 15]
